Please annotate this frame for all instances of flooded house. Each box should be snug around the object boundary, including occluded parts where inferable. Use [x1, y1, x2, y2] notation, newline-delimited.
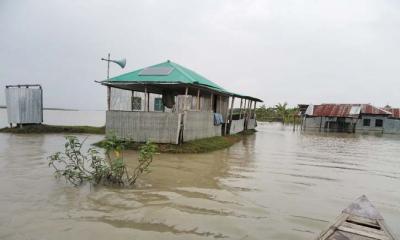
[301, 103, 400, 134]
[99, 60, 262, 144]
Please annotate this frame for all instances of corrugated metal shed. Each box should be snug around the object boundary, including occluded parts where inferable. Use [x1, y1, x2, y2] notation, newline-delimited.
[5, 85, 43, 124]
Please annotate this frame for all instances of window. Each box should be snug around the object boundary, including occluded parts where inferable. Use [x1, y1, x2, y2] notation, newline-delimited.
[375, 119, 383, 127]
[363, 119, 370, 126]
[154, 98, 164, 111]
[132, 97, 141, 110]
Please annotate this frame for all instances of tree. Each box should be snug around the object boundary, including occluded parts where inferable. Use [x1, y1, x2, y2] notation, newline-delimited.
[275, 102, 288, 124]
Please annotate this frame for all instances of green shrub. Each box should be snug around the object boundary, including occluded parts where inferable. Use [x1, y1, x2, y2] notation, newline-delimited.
[48, 135, 156, 187]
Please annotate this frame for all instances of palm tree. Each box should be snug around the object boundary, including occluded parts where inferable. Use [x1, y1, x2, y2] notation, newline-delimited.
[275, 102, 288, 125]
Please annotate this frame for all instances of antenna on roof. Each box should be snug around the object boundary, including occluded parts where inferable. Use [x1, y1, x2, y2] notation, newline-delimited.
[101, 53, 126, 79]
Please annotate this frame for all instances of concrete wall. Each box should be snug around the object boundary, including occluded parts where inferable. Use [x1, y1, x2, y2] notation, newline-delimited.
[302, 117, 354, 132]
[106, 111, 181, 143]
[247, 118, 256, 129]
[183, 111, 221, 141]
[230, 119, 244, 134]
[302, 117, 325, 131]
[355, 116, 386, 133]
[303, 115, 400, 134]
[356, 116, 400, 134]
[384, 118, 400, 134]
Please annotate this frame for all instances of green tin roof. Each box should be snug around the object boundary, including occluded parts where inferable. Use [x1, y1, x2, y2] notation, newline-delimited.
[103, 60, 262, 102]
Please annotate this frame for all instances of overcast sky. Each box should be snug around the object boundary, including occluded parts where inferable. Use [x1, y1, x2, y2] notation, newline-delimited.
[0, 0, 399, 110]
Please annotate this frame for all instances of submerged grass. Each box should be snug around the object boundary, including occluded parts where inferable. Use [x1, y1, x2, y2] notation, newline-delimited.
[94, 129, 256, 153]
[0, 124, 105, 134]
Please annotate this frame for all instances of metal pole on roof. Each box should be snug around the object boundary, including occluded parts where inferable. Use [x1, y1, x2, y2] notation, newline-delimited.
[107, 53, 110, 79]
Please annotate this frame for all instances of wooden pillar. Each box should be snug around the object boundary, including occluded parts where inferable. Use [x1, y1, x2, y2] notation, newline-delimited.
[248, 100, 253, 120]
[144, 87, 148, 112]
[242, 99, 247, 119]
[219, 95, 222, 114]
[196, 89, 200, 111]
[239, 98, 243, 119]
[210, 93, 213, 112]
[107, 86, 111, 110]
[147, 92, 150, 111]
[319, 116, 323, 132]
[228, 96, 235, 134]
[245, 100, 252, 130]
[131, 90, 135, 111]
[184, 87, 189, 110]
[253, 101, 257, 119]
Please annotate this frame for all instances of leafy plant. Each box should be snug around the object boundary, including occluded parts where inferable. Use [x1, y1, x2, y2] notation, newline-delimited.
[49, 135, 157, 187]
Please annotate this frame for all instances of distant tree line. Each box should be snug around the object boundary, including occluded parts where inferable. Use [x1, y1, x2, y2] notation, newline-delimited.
[255, 103, 300, 124]
[230, 102, 300, 124]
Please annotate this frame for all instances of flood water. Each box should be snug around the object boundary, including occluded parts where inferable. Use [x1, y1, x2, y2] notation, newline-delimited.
[0, 113, 399, 239]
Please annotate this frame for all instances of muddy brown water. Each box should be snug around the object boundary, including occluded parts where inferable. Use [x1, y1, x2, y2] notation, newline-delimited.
[0, 122, 399, 239]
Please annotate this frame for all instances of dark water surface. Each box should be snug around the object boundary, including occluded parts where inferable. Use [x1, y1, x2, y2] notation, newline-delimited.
[0, 122, 399, 239]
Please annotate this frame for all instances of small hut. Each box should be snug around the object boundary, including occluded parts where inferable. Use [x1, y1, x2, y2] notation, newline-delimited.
[99, 60, 262, 144]
[5, 84, 43, 127]
[301, 103, 400, 133]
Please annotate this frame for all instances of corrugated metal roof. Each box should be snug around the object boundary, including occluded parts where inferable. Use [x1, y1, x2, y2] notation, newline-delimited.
[102, 60, 262, 102]
[312, 104, 354, 117]
[385, 108, 400, 119]
[361, 104, 391, 115]
[309, 104, 392, 117]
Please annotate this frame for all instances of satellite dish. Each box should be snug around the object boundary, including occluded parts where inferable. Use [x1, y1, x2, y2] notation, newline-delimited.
[110, 58, 126, 68]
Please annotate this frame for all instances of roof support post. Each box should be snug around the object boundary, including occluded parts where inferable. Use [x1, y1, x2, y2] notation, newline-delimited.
[107, 86, 111, 111]
[131, 90, 135, 112]
[196, 89, 200, 111]
[253, 101, 257, 119]
[243, 99, 247, 120]
[219, 95, 222, 114]
[319, 116, 323, 132]
[210, 93, 213, 112]
[228, 96, 235, 135]
[184, 87, 189, 111]
[239, 98, 243, 119]
[144, 86, 148, 112]
[147, 92, 150, 112]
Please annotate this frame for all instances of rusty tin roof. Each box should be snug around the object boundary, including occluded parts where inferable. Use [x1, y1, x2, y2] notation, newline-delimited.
[310, 104, 391, 117]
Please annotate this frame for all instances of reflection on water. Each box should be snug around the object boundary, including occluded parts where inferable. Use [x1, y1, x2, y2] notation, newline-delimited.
[0, 122, 399, 239]
[0, 108, 105, 128]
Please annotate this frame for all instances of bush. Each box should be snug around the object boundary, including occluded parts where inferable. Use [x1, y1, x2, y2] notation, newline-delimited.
[48, 135, 156, 187]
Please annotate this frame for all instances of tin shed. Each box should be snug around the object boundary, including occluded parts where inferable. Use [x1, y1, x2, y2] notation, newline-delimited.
[5, 85, 43, 125]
